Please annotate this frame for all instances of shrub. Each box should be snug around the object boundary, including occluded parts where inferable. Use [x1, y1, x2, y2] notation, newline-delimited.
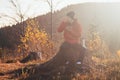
[17, 19, 54, 59]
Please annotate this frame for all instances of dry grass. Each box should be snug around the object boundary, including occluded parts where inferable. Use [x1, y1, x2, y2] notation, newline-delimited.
[0, 55, 120, 80]
[0, 62, 26, 80]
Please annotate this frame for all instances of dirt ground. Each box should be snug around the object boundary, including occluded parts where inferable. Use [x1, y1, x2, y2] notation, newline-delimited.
[0, 62, 27, 80]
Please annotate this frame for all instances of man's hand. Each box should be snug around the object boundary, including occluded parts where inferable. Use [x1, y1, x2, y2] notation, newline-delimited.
[66, 25, 72, 31]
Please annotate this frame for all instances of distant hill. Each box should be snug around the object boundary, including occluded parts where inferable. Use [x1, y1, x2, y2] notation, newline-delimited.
[0, 22, 25, 49]
[0, 3, 120, 53]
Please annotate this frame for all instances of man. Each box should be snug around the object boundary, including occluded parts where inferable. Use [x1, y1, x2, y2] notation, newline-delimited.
[57, 11, 85, 71]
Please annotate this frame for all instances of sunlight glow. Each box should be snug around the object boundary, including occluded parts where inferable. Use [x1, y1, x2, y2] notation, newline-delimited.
[0, 0, 120, 27]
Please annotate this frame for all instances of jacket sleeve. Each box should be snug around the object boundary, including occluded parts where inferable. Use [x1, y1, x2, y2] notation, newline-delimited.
[57, 21, 68, 32]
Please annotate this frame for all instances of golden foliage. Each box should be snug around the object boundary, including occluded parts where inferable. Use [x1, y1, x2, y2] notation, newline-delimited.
[117, 50, 120, 57]
[85, 25, 111, 59]
[17, 19, 54, 55]
[86, 32, 102, 51]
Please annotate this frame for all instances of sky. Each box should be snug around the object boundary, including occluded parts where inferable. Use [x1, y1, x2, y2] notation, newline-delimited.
[0, 0, 120, 27]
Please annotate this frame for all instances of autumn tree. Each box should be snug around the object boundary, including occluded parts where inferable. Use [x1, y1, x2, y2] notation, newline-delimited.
[17, 19, 54, 59]
[86, 24, 111, 59]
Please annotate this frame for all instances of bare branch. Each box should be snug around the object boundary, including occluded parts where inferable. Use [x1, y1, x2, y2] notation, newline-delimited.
[46, 0, 51, 7]
[9, 0, 17, 8]
[22, 3, 33, 17]
[0, 14, 19, 23]
[8, 0, 24, 22]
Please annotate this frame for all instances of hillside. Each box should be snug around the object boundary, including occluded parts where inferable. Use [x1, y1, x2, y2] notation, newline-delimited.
[0, 3, 120, 52]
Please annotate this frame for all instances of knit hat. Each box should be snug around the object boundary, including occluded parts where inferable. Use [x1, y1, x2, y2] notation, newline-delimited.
[66, 11, 75, 19]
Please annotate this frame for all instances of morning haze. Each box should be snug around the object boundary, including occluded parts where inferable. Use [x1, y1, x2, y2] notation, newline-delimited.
[66, 3, 120, 53]
[49, 3, 120, 53]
